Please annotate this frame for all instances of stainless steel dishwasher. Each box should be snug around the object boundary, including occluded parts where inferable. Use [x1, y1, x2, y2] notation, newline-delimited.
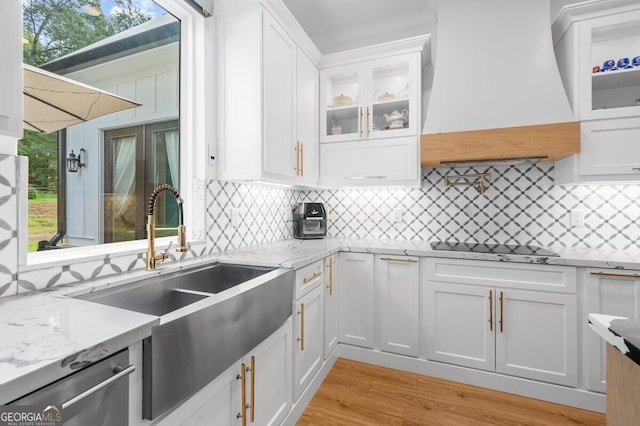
[8, 349, 134, 426]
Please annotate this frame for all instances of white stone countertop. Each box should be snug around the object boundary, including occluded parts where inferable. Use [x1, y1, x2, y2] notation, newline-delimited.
[3, 238, 640, 404]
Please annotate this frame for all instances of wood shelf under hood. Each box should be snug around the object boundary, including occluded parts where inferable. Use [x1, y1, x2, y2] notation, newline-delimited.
[420, 121, 580, 168]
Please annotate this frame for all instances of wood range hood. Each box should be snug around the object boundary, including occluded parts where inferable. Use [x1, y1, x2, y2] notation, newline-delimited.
[421, 0, 580, 168]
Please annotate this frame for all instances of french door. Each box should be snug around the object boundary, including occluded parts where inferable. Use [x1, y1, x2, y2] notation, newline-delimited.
[103, 120, 179, 243]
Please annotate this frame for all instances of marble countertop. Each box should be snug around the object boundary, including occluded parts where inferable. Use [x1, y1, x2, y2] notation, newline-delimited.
[217, 238, 640, 271]
[588, 313, 640, 366]
[3, 238, 640, 404]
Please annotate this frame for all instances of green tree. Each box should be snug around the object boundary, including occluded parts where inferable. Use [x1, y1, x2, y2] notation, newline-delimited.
[18, 131, 58, 191]
[23, 0, 151, 66]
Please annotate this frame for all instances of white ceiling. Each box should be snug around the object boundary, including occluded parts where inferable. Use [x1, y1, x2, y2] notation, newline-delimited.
[281, 0, 627, 54]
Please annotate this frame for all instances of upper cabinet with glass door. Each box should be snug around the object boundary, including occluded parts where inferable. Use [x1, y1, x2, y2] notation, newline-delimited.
[320, 52, 420, 143]
[580, 9, 640, 120]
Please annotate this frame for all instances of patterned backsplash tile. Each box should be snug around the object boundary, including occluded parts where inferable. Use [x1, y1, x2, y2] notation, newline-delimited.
[4, 160, 640, 298]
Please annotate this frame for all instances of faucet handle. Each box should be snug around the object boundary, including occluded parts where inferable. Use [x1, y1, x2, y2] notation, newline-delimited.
[162, 241, 173, 260]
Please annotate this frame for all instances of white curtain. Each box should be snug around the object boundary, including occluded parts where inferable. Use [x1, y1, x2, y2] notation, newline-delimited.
[113, 136, 136, 218]
[164, 130, 180, 186]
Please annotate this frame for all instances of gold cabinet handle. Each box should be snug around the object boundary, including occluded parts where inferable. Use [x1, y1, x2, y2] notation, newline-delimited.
[297, 303, 305, 351]
[303, 271, 322, 283]
[499, 291, 504, 333]
[327, 257, 333, 296]
[379, 257, 417, 263]
[590, 271, 640, 279]
[237, 363, 247, 426]
[250, 356, 255, 423]
[295, 142, 303, 176]
[300, 142, 304, 177]
[366, 106, 370, 138]
[489, 290, 493, 331]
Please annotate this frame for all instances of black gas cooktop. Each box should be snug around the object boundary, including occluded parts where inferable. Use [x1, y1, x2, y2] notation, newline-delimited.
[431, 241, 559, 257]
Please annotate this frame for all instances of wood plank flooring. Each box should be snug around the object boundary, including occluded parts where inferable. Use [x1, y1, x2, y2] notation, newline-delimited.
[298, 358, 605, 426]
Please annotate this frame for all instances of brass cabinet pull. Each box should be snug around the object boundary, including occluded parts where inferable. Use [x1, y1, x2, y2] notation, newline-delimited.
[303, 271, 322, 283]
[328, 257, 333, 296]
[295, 142, 303, 176]
[379, 257, 417, 263]
[238, 363, 247, 426]
[297, 303, 305, 350]
[590, 271, 640, 279]
[366, 106, 370, 138]
[489, 290, 493, 331]
[300, 142, 304, 177]
[250, 356, 255, 423]
[499, 291, 504, 333]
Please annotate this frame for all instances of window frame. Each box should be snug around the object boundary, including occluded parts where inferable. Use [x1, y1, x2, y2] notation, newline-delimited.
[19, 0, 208, 269]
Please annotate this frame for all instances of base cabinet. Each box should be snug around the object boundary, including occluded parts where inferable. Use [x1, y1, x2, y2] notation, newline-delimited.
[423, 258, 578, 387]
[338, 252, 374, 348]
[293, 272, 324, 400]
[153, 319, 292, 426]
[375, 255, 419, 357]
[585, 269, 640, 393]
[324, 254, 339, 358]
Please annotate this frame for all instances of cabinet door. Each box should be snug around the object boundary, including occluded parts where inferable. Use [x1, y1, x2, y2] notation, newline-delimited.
[156, 361, 241, 426]
[339, 252, 374, 348]
[424, 283, 495, 371]
[293, 285, 324, 400]
[262, 12, 296, 179]
[320, 63, 365, 143]
[324, 254, 339, 358]
[246, 317, 292, 426]
[577, 117, 640, 178]
[585, 269, 640, 393]
[320, 136, 419, 187]
[376, 255, 419, 357]
[495, 289, 578, 387]
[296, 49, 319, 185]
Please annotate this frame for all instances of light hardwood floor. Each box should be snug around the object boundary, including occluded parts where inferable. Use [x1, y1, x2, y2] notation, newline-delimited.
[298, 358, 605, 426]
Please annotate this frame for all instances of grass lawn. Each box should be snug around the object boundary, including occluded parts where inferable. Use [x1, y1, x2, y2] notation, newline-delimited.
[28, 192, 58, 252]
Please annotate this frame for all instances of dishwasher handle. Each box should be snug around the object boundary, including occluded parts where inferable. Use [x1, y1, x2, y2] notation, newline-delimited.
[62, 364, 135, 410]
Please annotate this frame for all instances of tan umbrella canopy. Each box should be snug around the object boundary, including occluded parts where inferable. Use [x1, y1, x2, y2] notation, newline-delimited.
[23, 63, 141, 134]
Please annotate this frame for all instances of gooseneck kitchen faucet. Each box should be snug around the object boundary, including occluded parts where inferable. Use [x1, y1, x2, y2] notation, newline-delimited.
[146, 184, 188, 271]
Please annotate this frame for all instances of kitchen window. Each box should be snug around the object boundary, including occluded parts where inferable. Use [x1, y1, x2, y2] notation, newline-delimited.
[20, 0, 207, 264]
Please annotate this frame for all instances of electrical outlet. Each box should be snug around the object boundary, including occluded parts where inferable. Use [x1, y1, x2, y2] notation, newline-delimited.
[570, 209, 584, 228]
[393, 208, 403, 223]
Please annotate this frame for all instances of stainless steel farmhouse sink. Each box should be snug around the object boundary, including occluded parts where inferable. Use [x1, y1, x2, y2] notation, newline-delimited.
[76, 262, 294, 420]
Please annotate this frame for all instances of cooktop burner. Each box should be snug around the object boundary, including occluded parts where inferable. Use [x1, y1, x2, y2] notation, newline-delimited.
[431, 241, 559, 257]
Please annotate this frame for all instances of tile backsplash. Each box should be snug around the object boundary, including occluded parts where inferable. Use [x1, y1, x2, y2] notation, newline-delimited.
[3, 161, 640, 298]
[301, 164, 640, 251]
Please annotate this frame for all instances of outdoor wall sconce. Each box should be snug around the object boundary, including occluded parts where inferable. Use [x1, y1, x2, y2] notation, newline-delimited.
[66, 148, 86, 173]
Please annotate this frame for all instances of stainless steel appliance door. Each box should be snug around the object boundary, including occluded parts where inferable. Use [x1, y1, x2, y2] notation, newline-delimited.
[10, 349, 133, 426]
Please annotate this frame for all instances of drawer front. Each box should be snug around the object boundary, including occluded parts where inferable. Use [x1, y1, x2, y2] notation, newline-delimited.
[424, 258, 576, 293]
[296, 259, 324, 299]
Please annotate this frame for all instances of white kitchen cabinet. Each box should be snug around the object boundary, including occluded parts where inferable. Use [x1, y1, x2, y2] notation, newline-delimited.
[318, 40, 426, 188]
[320, 53, 421, 143]
[319, 136, 419, 187]
[293, 262, 324, 401]
[375, 255, 420, 357]
[577, 9, 640, 121]
[584, 269, 640, 393]
[0, 0, 22, 139]
[216, 5, 319, 187]
[555, 117, 640, 184]
[338, 252, 374, 348]
[324, 254, 339, 358]
[293, 284, 324, 401]
[153, 318, 292, 426]
[423, 258, 578, 387]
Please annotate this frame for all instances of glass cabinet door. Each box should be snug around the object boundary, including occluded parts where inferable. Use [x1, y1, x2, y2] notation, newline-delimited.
[369, 60, 414, 139]
[320, 52, 420, 142]
[322, 69, 362, 142]
[581, 11, 640, 120]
